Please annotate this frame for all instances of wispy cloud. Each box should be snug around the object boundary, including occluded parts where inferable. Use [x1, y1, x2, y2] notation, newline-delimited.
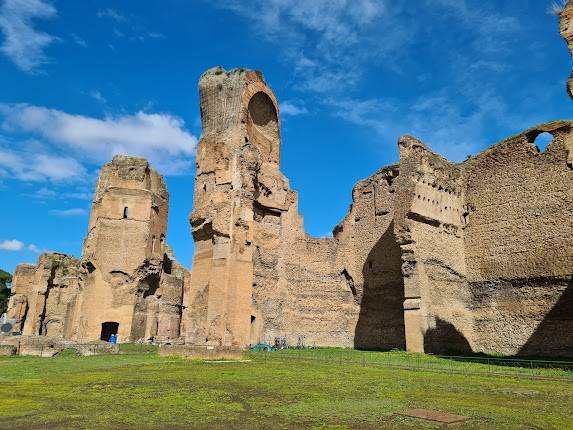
[147, 32, 164, 39]
[0, 0, 58, 73]
[0, 104, 198, 175]
[280, 101, 308, 117]
[49, 208, 87, 217]
[212, 1, 525, 161]
[29, 187, 92, 201]
[89, 90, 107, 104]
[97, 8, 125, 23]
[71, 33, 87, 48]
[27, 244, 42, 253]
[215, 0, 391, 94]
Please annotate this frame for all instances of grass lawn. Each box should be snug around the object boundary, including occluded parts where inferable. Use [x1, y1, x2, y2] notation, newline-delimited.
[0, 348, 571, 429]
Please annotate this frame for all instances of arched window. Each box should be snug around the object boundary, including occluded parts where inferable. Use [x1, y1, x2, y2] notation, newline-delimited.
[123, 207, 129, 219]
[160, 234, 165, 251]
[247, 91, 280, 164]
[532, 132, 553, 153]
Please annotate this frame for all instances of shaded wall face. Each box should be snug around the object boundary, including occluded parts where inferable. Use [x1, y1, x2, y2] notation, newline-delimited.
[463, 128, 573, 356]
[345, 168, 406, 350]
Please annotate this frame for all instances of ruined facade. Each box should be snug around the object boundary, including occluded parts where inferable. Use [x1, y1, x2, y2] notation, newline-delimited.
[181, 67, 572, 357]
[6, 156, 188, 344]
[4, 5, 573, 357]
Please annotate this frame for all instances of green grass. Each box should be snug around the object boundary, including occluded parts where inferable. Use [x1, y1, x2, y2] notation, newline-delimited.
[0, 349, 572, 429]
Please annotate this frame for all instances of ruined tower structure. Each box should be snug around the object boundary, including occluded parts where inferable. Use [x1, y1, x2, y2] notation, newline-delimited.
[7, 156, 188, 343]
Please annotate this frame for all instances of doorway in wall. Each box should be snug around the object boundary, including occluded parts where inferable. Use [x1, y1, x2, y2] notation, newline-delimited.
[100, 322, 119, 341]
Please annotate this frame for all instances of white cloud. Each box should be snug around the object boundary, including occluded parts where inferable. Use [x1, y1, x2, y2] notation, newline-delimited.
[147, 32, 164, 39]
[327, 87, 511, 162]
[90, 90, 106, 104]
[71, 33, 87, 48]
[49, 208, 87, 217]
[97, 8, 125, 23]
[28, 244, 42, 253]
[0, 239, 24, 251]
[280, 101, 308, 117]
[216, 0, 391, 94]
[0, 240, 44, 253]
[0, 104, 198, 175]
[0, 147, 86, 182]
[29, 187, 92, 200]
[0, 0, 58, 73]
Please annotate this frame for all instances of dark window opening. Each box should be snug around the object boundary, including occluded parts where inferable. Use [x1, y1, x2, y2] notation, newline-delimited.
[85, 261, 96, 273]
[251, 315, 256, 324]
[123, 207, 129, 219]
[100, 322, 119, 341]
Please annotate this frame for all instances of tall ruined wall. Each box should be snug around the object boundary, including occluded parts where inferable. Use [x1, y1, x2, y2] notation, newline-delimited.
[461, 123, 573, 356]
[77, 155, 184, 343]
[392, 137, 471, 354]
[7, 156, 187, 344]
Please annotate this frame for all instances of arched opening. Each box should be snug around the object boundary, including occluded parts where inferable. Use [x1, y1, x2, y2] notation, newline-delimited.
[100, 322, 119, 341]
[123, 207, 129, 219]
[160, 234, 165, 251]
[532, 132, 554, 153]
[152, 235, 156, 253]
[247, 91, 280, 164]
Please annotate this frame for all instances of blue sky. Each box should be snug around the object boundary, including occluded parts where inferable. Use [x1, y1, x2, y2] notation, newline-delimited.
[0, 0, 571, 275]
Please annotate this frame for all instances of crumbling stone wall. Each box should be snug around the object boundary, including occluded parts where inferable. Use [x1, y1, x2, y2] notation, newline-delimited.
[186, 63, 573, 357]
[8, 254, 82, 338]
[7, 156, 188, 345]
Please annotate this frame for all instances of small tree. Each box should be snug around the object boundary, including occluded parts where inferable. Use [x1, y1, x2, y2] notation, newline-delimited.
[0, 269, 12, 316]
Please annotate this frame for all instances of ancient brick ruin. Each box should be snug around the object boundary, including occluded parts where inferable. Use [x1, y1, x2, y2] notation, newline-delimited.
[6, 156, 188, 345]
[3, 5, 573, 357]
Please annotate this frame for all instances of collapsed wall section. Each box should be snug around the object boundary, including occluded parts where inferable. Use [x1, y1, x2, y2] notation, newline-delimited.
[7, 254, 83, 338]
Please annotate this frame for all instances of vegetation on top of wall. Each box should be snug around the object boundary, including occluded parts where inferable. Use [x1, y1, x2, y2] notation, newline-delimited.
[550, 0, 568, 16]
[0, 269, 11, 315]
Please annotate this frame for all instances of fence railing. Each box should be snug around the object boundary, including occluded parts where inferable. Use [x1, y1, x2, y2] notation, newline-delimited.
[246, 349, 573, 380]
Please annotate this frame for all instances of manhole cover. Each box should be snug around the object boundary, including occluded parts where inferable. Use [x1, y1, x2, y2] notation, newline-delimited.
[396, 409, 469, 424]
